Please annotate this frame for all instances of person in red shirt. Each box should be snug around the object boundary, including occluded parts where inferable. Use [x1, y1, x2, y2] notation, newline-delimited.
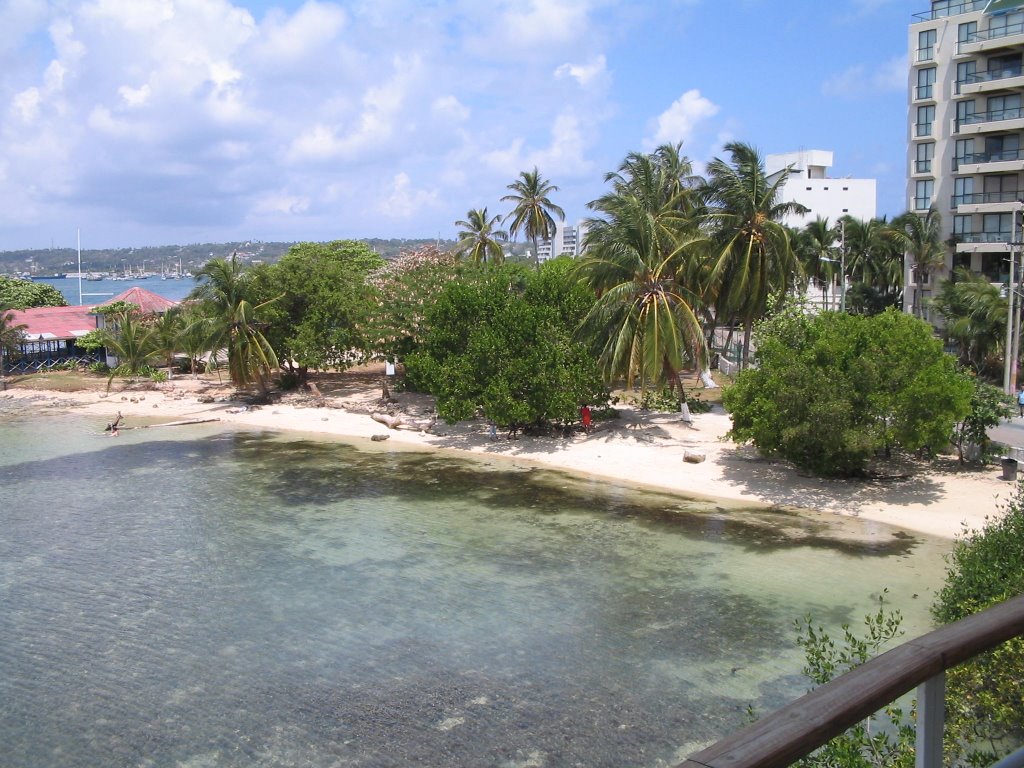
[580, 404, 592, 433]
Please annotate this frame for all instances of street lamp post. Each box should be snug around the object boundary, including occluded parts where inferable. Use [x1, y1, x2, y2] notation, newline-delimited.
[1009, 204, 1024, 395]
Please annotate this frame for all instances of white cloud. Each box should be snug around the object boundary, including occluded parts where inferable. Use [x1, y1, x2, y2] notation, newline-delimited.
[554, 54, 606, 87]
[257, 1, 347, 62]
[431, 95, 470, 123]
[378, 172, 439, 218]
[822, 55, 906, 98]
[647, 89, 720, 148]
[502, 0, 590, 47]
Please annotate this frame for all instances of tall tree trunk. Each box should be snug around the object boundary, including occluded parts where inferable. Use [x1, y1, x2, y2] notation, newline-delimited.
[915, 269, 925, 318]
[741, 317, 753, 368]
[531, 235, 540, 268]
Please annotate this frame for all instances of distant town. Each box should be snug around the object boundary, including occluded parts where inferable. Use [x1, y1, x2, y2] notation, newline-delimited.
[0, 238, 459, 280]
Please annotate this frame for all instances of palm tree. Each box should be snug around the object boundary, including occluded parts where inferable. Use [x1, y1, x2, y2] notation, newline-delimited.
[0, 306, 26, 388]
[99, 308, 158, 390]
[796, 217, 838, 308]
[502, 168, 565, 267]
[702, 142, 807, 365]
[932, 268, 1007, 373]
[191, 255, 279, 394]
[577, 147, 707, 393]
[149, 307, 184, 379]
[454, 208, 508, 265]
[887, 207, 945, 319]
[842, 215, 904, 312]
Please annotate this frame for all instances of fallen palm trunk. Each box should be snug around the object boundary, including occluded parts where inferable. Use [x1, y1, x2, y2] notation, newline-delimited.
[371, 412, 436, 431]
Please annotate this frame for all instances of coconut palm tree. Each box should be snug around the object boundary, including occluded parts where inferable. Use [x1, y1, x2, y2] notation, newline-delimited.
[702, 142, 807, 365]
[932, 268, 1007, 373]
[577, 147, 707, 393]
[98, 308, 158, 390]
[795, 217, 839, 308]
[149, 307, 184, 379]
[502, 168, 565, 267]
[191, 254, 279, 394]
[887, 207, 944, 319]
[0, 306, 26, 387]
[454, 208, 508, 265]
[842, 215, 904, 312]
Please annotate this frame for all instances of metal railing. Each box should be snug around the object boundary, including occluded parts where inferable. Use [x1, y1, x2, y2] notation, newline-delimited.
[913, 1, 988, 21]
[955, 148, 1024, 168]
[953, 191, 1022, 206]
[959, 66, 1024, 86]
[957, 231, 1015, 243]
[676, 594, 1024, 768]
[958, 107, 1024, 129]
[964, 20, 1024, 43]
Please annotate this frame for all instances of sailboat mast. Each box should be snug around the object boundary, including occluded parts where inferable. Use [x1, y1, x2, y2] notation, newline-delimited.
[77, 229, 83, 305]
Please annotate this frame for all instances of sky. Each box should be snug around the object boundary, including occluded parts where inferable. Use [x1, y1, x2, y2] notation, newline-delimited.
[0, 0, 916, 251]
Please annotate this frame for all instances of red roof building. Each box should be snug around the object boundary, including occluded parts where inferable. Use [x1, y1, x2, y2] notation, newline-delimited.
[6, 304, 97, 342]
[99, 286, 178, 315]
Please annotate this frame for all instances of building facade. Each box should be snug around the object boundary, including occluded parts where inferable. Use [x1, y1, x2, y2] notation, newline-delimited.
[908, 0, 1024, 318]
[765, 150, 877, 229]
[536, 220, 590, 263]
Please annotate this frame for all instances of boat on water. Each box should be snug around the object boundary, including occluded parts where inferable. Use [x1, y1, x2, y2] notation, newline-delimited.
[31, 274, 67, 280]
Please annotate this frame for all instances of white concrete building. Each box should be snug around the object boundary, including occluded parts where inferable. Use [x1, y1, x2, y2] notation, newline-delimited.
[907, 0, 1024, 318]
[765, 150, 877, 229]
[537, 220, 589, 263]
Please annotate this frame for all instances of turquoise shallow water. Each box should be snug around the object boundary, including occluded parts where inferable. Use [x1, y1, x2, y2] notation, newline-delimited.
[0, 411, 952, 767]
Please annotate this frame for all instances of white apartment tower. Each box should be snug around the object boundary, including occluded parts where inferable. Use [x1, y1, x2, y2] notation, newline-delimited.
[908, 0, 1024, 318]
[536, 220, 589, 263]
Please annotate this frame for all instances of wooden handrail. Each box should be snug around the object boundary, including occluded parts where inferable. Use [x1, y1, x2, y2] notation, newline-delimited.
[677, 594, 1024, 768]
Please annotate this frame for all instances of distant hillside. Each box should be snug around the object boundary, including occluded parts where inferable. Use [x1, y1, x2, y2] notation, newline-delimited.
[0, 238, 457, 276]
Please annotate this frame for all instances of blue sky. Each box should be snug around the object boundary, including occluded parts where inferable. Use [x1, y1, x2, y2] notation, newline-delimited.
[0, 0, 914, 250]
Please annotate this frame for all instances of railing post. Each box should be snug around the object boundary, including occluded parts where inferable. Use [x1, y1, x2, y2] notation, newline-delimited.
[916, 672, 945, 768]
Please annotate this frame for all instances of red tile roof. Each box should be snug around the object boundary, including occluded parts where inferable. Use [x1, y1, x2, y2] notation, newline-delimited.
[6, 305, 97, 341]
[99, 287, 178, 314]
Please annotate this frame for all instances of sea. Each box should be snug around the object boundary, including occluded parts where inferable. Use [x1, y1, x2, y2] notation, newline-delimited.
[33, 276, 197, 306]
[0, 409, 954, 767]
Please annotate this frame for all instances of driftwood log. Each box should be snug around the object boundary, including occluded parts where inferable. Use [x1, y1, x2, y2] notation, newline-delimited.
[371, 411, 436, 432]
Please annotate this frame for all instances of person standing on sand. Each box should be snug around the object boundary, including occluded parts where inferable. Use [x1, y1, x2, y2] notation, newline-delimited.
[580, 404, 592, 433]
[1018, 388, 1024, 417]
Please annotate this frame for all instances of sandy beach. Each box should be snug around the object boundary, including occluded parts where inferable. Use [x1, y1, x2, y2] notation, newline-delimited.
[2, 369, 1015, 540]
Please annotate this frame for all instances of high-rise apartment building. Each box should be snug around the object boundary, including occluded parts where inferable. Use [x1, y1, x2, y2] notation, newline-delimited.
[537, 220, 589, 263]
[908, 0, 1024, 319]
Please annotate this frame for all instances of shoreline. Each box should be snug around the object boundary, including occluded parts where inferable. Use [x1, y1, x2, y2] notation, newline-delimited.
[3, 375, 1015, 540]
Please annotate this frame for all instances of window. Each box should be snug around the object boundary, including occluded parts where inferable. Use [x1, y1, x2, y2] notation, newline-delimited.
[957, 60, 977, 92]
[916, 142, 934, 173]
[983, 173, 1019, 202]
[917, 104, 936, 137]
[983, 212, 1013, 241]
[988, 52, 1022, 79]
[918, 66, 937, 99]
[987, 93, 1022, 120]
[954, 176, 975, 206]
[932, 0, 953, 19]
[989, 10, 1024, 38]
[959, 21, 978, 44]
[954, 215, 974, 237]
[986, 133, 1021, 161]
[957, 99, 977, 127]
[919, 29, 937, 62]
[955, 138, 976, 168]
[915, 179, 934, 210]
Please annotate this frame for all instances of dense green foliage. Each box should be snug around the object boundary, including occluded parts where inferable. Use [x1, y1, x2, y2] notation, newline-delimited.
[933, 487, 1024, 759]
[951, 380, 1013, 464]
[0, 276, 68, 309]
[405, 259, 607, 428]
[0, 306, 27, 380]
[251, 240, 385, 380]
[931, 268, 1006, 376]
[723, 307, 973, 476]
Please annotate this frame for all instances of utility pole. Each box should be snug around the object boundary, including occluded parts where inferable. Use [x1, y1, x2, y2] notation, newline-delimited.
[1006, 210, 1019, 395]
[1011, 205, 1023, 394]
[840, 219, 846, 313]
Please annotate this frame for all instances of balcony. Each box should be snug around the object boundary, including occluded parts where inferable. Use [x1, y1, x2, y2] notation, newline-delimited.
[912, 0, 987, 21]
[953, 190, 1022, 212]
[957, 106, 1024, 134]
[960, 19, 1024, 54]
[955, 231, 1015, 251]
[955, 147, 1024, 173]
[958, 65, 1024, 94]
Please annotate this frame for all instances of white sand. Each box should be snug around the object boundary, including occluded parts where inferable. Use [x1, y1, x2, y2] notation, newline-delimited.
[2, 374, 1013, 540]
